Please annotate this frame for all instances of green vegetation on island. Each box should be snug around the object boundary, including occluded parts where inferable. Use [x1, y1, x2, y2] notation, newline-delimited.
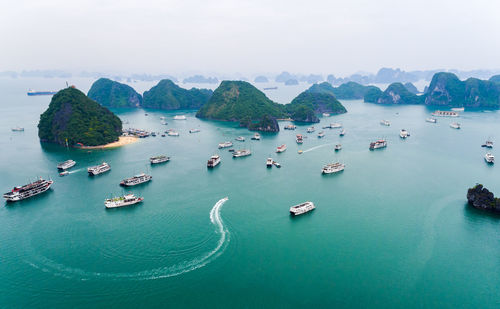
[489, 75, 500, 83]
[403, 82, 419, 94]
[143, 79, 213, 110]
[314, 81, 379, 100]
[87, 78, 142, 108]
[38, 87, 122, 146]
[369, 82, 423, 105]
[287, 91, 347, 122]
[467, 184, 500, 213]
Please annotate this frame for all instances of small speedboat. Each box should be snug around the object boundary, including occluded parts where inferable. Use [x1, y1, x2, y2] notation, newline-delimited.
[485, 153, 495, 164]
[339, 129, 346, 136]
[334, 144, 342, 151]
[273, 161, 281, 168]
[481, 140, 493, 148]
[59, 171, 69, 177]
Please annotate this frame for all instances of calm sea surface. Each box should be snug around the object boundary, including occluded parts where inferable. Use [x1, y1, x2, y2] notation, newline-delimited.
[1, 77, 499, 308]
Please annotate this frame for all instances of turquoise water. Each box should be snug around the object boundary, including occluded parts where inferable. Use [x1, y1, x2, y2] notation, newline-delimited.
[1, 78, 500, 308]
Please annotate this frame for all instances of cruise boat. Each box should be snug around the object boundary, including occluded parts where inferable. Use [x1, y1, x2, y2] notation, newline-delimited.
[189, 129, 200, 133]
[432, 110, 459, 117]
[369, 139, 387, 150]
[59, 171, 69, 177]
[330, 123, 342, 129]
[105, 194, 144, 209]
[235, 136, 245, 141]
[290, 201, 315, 216]
[207, 155, 221, 167]
[450, 122, 461, 129]
[88, 162, 111, 175]
[11, 127, 24, 132]
[167, 130, 179, 136]
[334, 144, 342, 151]
[296, 134, 303, 144]
[276, 144, 287, 153]
[57, 160, 76, 170]
[150, 155, 170, 164]
[322, 162, 345, 174]
[27, 89, 57, 96]
[380, 120, 391, 126]
[251, 133, 261, 140]
[426, 117, 437, 123]
[307, 126, 315, 133]
[3, 178, 54, 202]
[120, 173, 152, 186]
[266, 158, 273, 167]
[451, 107, 465, 112]
[485, 153, 495, 164]
[173, 115, 187, 120]
[400, 129, 409, 138]
[317, 131, 325, 138]
[218, 141, 233, 149]
[233, 149, 252, 158]
[339, 129, 346, 136]
[322, 113, 330, 117]
[482, 140, 494, 148]
[284, 125, 296, 130]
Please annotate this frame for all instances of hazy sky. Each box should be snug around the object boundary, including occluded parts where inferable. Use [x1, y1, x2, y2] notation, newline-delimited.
[2, 0, 500, 76]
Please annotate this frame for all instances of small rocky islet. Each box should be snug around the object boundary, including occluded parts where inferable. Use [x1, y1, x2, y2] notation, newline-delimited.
[467, 185, 500, 213]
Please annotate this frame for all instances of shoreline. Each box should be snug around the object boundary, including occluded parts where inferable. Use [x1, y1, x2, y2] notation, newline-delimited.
[78, 136, 138, 149]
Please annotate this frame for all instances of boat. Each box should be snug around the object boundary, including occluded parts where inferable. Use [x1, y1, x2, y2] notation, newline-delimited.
[317, 131, 325, 138]
[330, 123, 342, 129]
[276, 144, 287, 153]
[298, 150, 303, 154]
[235, 136, 245, 141]
[3, 178, 54, 202]
[207, 155, 221, 167]
[59, 171, 69, 177]
[334, 144, 342, 151]
[151, 132, 157, 137]
[105, 194, 144, 209]
[218, 141, 233, 149]
[161, 121, 168, 125]
[11, 127, 24, 132]
[306, 126, 315, 133]
[284, 125, 296, 130]
[289, 201, 315, 216]
[322, 113, 330, 117]
[233, 149, 252, 158]
[339, 129, 346, 136]
[451, 107, 465, 112]
[161, 134, 166, 137]
[160, 116, 166, 120]
[432, 110, 459, 117]
[120, 173, 152, 186]
[369, 139, 387, 150]
[380, 120, 391, 126]
[150, 155, 170, 164]
[251, 133, 261, 140]
[450, 122, 461, 129]
[189, 129, 200, 133]
[144, 113, 148, 116]
[482, 140, 494, 148]
[173, 115, 187, 120]
[167, 131, 179, 136]
[273, 161, 281, 168]
[228, 149, 235, 152]
[296, 134, 303, 144]
[322, 162, 345, 174]
[400, 129, 409, 138]
[27, 89, 57, 96]
[426, 117, 437, 123]
[485, 153, 495, 164]
[57, 160, 76, 170]
[88, 162, 111, 175]
[266, 158, 274, 167]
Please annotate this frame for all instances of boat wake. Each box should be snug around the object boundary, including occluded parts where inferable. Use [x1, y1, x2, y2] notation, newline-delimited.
[68, 168, 83, 174]
[302, 143, 334, 153]
[27, 197, 230, 280]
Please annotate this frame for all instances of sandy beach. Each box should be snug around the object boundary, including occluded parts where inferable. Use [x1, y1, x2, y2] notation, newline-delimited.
[79, 136, 138, 149]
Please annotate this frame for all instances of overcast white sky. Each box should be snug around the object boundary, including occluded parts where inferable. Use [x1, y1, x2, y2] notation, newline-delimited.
[1, 0, 500, 76]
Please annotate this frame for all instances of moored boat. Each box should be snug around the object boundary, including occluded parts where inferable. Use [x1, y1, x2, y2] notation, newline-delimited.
[400, 129, 409, 138]
[339, 129, 346, 136]
[218, 141, 233, 149]
[432, 110, 459, 117]
[150, 155, 170, 164]
[266, 158, 273, 167]
[276, 144, 287, 153]
[482, 140, 493, 148]
[173, 115, 186, 120]
[450, 122, 461, 129]
[296, 134, 303, 144]
[11, 127, 24, 132]
[251, 133, 261, 140]
[88, 162, 111, 175]
[322, 162, 345, 174]
[369, 139, 387, 150]
[426, 117, 437, 123]
[284, 125, 296, 130]
[485, 153, 495, 164]
[57, 160, 76, 170]
[207, 155, 221, 167]
[105, 194, 143, 209]
[189, 129, 200, 133]
[317, 131, 325, 138]
[334, 144, 342, 151]
[120, 173, 152, 186]
[322, 113, 330, 117]
[233, 149, 252, 158]
[306, 126, 315, 133]
[167, 130, 179, 136]
[273, 161, 281, 168]
[235, 136, 245, 141]
[451, 107, 465, 112]
[290, 201, 315, 216]
[3, 178, 53, 202]
[380, 120, 391, 126]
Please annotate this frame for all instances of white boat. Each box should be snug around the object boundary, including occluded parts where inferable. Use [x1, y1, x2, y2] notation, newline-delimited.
[322, 162, 345, 174]
[161, 120, 168, 125]
[330, 123, 342, 129]
[173, 115, 187, 120]
[380, 120, 391, 126]
[235, 136, 245, 141]
[120, 173, 152, 186]
[266, 158, 273, 167]
[207, 155, 221, 167]
[426, 117, 437, 123]
[59, 171, 69, 177]
[485, 153, 495, 164]
[451, 107, 465, 112]
[290, 201, 315, 216]
[317, 131, 325, 138]
[273, 161, 281, 168]
[159, 116, 166, 120]
[432, 110, 459, 117]
[482, 140, 494, 148]
[150, 155, 170, 164]
[450, 122, 461, 129]
[284, 125, 296, 130]
[218, 141, 233, 149]
[167, 131, 179, 136]
[322, 113, 330, 117]
[369, 139, 387, 150]
[400, 129, 409, 138]
[57, 160, 76, 170]
[3, 178, 54, 202]
[251, 133, 261, 140]
[296, 134, 303, 144]
[233, 149, 252, 158]
[306, 126, 315, 133]
[105, 194, 144, 209]
[276, 144, 287, 153]
[334, 144, 342, 151]
[339, 129, 346, 136]
[11, 127, 24, 132]
[189, 129, 200, 133]
[88, 162, 111, 175]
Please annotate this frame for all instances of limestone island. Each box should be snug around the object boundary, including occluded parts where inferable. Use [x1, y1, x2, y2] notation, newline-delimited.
[143, 79, 213, 110]
[467, 184, 500, 213]
[38, 87, 125, 147]
[87, 78, 142, 108]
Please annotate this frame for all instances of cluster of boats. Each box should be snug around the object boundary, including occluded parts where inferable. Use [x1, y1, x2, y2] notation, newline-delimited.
[266, 158, 281, 168]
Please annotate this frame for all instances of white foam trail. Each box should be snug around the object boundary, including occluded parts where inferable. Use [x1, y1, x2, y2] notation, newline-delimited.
[68, 168, 83, 174]
[302, 143, 334, 153]
[27, 197, 230, 280]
